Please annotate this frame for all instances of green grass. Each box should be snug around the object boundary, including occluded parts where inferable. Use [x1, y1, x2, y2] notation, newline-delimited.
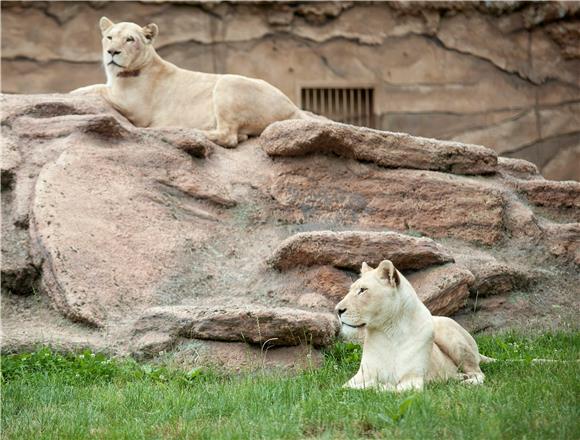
[2, 332, 579, 439]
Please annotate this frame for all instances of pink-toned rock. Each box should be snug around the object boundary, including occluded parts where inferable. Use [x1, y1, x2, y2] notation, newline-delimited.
[0, 94, 227, 326]
[132, 305, 340, 355]
[28, 136, 236, 326]
[261, 120, 497, 175]
[268, 231, 454, 272]
[463, 259, 531, 296]
[297, 292, 334, 310]
[1, 220, 38, 296]
[541, 222, 580, 265]
[304, 265, 354, 302]
[497, 157, 541, 180]
[503, 200, 543, 240]
[270, 161, 506, 244]
[407, 264, 474, 316]
[516, 179, 580, 211]
[2, 92, 579, 363]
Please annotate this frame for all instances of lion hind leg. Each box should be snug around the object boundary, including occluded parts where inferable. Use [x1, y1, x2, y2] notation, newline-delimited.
[396, 376, 424, 392]
[433, 317, 484, 371]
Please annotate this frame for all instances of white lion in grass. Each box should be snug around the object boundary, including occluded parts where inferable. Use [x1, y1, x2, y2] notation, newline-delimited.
[72, 17, 309, 147]
[335, 260, 492, 392]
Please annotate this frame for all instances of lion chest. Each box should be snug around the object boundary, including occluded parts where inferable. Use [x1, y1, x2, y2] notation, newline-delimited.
[109, 72, 218, 130]
[360, 329, 432, 384]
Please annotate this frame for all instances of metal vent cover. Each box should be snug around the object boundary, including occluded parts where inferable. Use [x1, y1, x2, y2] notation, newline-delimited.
[299, 85, 375, 128]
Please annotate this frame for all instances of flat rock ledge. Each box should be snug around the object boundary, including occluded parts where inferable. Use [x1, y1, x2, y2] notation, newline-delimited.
[132, 305, 340, 356]
[463, 260, 531, 297]
[268, 231, 454, 272]
[497, 157, 541, 180]
[515, 179, 580, 211]
[407, 264, 475, 316]
[261, 119, 497, 175]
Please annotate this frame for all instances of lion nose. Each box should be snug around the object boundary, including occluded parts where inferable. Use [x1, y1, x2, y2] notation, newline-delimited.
[337, 308, 346, 317]
[108, 49, 121, 56]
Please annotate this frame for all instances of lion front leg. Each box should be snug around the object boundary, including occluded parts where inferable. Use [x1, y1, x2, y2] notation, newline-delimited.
[396, 376, 424, 392]
[343, 378, 396, 392]
[343, 369, 397, 392]
[70, 84, 108, 96]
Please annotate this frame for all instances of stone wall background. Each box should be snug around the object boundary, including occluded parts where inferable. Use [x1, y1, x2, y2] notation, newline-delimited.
[2, 1, 579, 180]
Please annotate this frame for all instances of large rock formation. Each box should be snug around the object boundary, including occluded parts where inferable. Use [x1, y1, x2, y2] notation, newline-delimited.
[2, 94, 579, 365]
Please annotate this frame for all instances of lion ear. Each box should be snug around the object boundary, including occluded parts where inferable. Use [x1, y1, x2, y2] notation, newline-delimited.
[377, 260, 400, 287]
[142, 23, 159, 43]
[361, 262, 373, 274]
[100, 17, 114, 34]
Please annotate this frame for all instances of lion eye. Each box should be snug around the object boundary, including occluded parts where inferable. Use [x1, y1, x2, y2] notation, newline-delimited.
[357, 288, 367, 295]
[107, 36, 112, 40]
[126, 36, 135, 42]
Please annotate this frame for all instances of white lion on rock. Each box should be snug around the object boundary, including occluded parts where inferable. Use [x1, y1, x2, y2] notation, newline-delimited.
[71, 17, 310, 147]
[335, 260, 492, 392]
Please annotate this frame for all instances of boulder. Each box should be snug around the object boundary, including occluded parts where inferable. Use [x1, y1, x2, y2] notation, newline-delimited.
[1, 94, 231, 327]
[268, 231, 454, 272]
[497, 157, 541, 180]
[458, 257, 532, 296]
[541, 222, 580, 265]
[270, 161, 506, 245]
[516, 179, 580, 211]
[407, 264, 475, 316]
[261, 119, 497, 175]
[131, 305, 340, 356]
[304, 265, 354, 302]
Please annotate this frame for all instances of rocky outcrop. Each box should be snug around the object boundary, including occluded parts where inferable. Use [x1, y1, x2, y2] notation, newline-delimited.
[2, 94, 228, 327]
[132, 305, 340, 356]
[270, 162, 506, 245]
[268, 231, 454, 271]
[261, 120, 498, 175]
[303, 266, 355, 302]
[458, 256, 531, 297]
[406, 264, 474, 316]
[541, 222, 580, 265]
[515, 180, 580, 211]
[497, 157, 541, 180]
[2, 93, 579, 363]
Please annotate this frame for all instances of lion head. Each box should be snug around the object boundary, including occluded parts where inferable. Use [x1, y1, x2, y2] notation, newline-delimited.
[99, 17, 159, 77]
[335, 260, 402, 337]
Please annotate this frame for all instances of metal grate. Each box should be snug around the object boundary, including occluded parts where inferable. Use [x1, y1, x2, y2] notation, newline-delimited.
[300, 86, 375, 128]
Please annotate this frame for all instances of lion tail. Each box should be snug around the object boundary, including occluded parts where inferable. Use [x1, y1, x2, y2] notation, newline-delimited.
[479, 354, 496, 364]
[479, 355, 578, 364]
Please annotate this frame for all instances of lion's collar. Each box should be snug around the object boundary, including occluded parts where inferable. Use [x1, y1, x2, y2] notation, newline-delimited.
[117, 70, 141, 78]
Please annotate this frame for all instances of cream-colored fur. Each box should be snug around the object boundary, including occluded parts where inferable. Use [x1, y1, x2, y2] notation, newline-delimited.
[335, 260, 487, 392]
[71, 17, 307, 147]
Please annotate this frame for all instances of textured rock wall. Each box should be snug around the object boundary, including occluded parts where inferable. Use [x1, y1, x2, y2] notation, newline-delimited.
[2, 93, 579, 360]
[2, 1, 579, 180]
